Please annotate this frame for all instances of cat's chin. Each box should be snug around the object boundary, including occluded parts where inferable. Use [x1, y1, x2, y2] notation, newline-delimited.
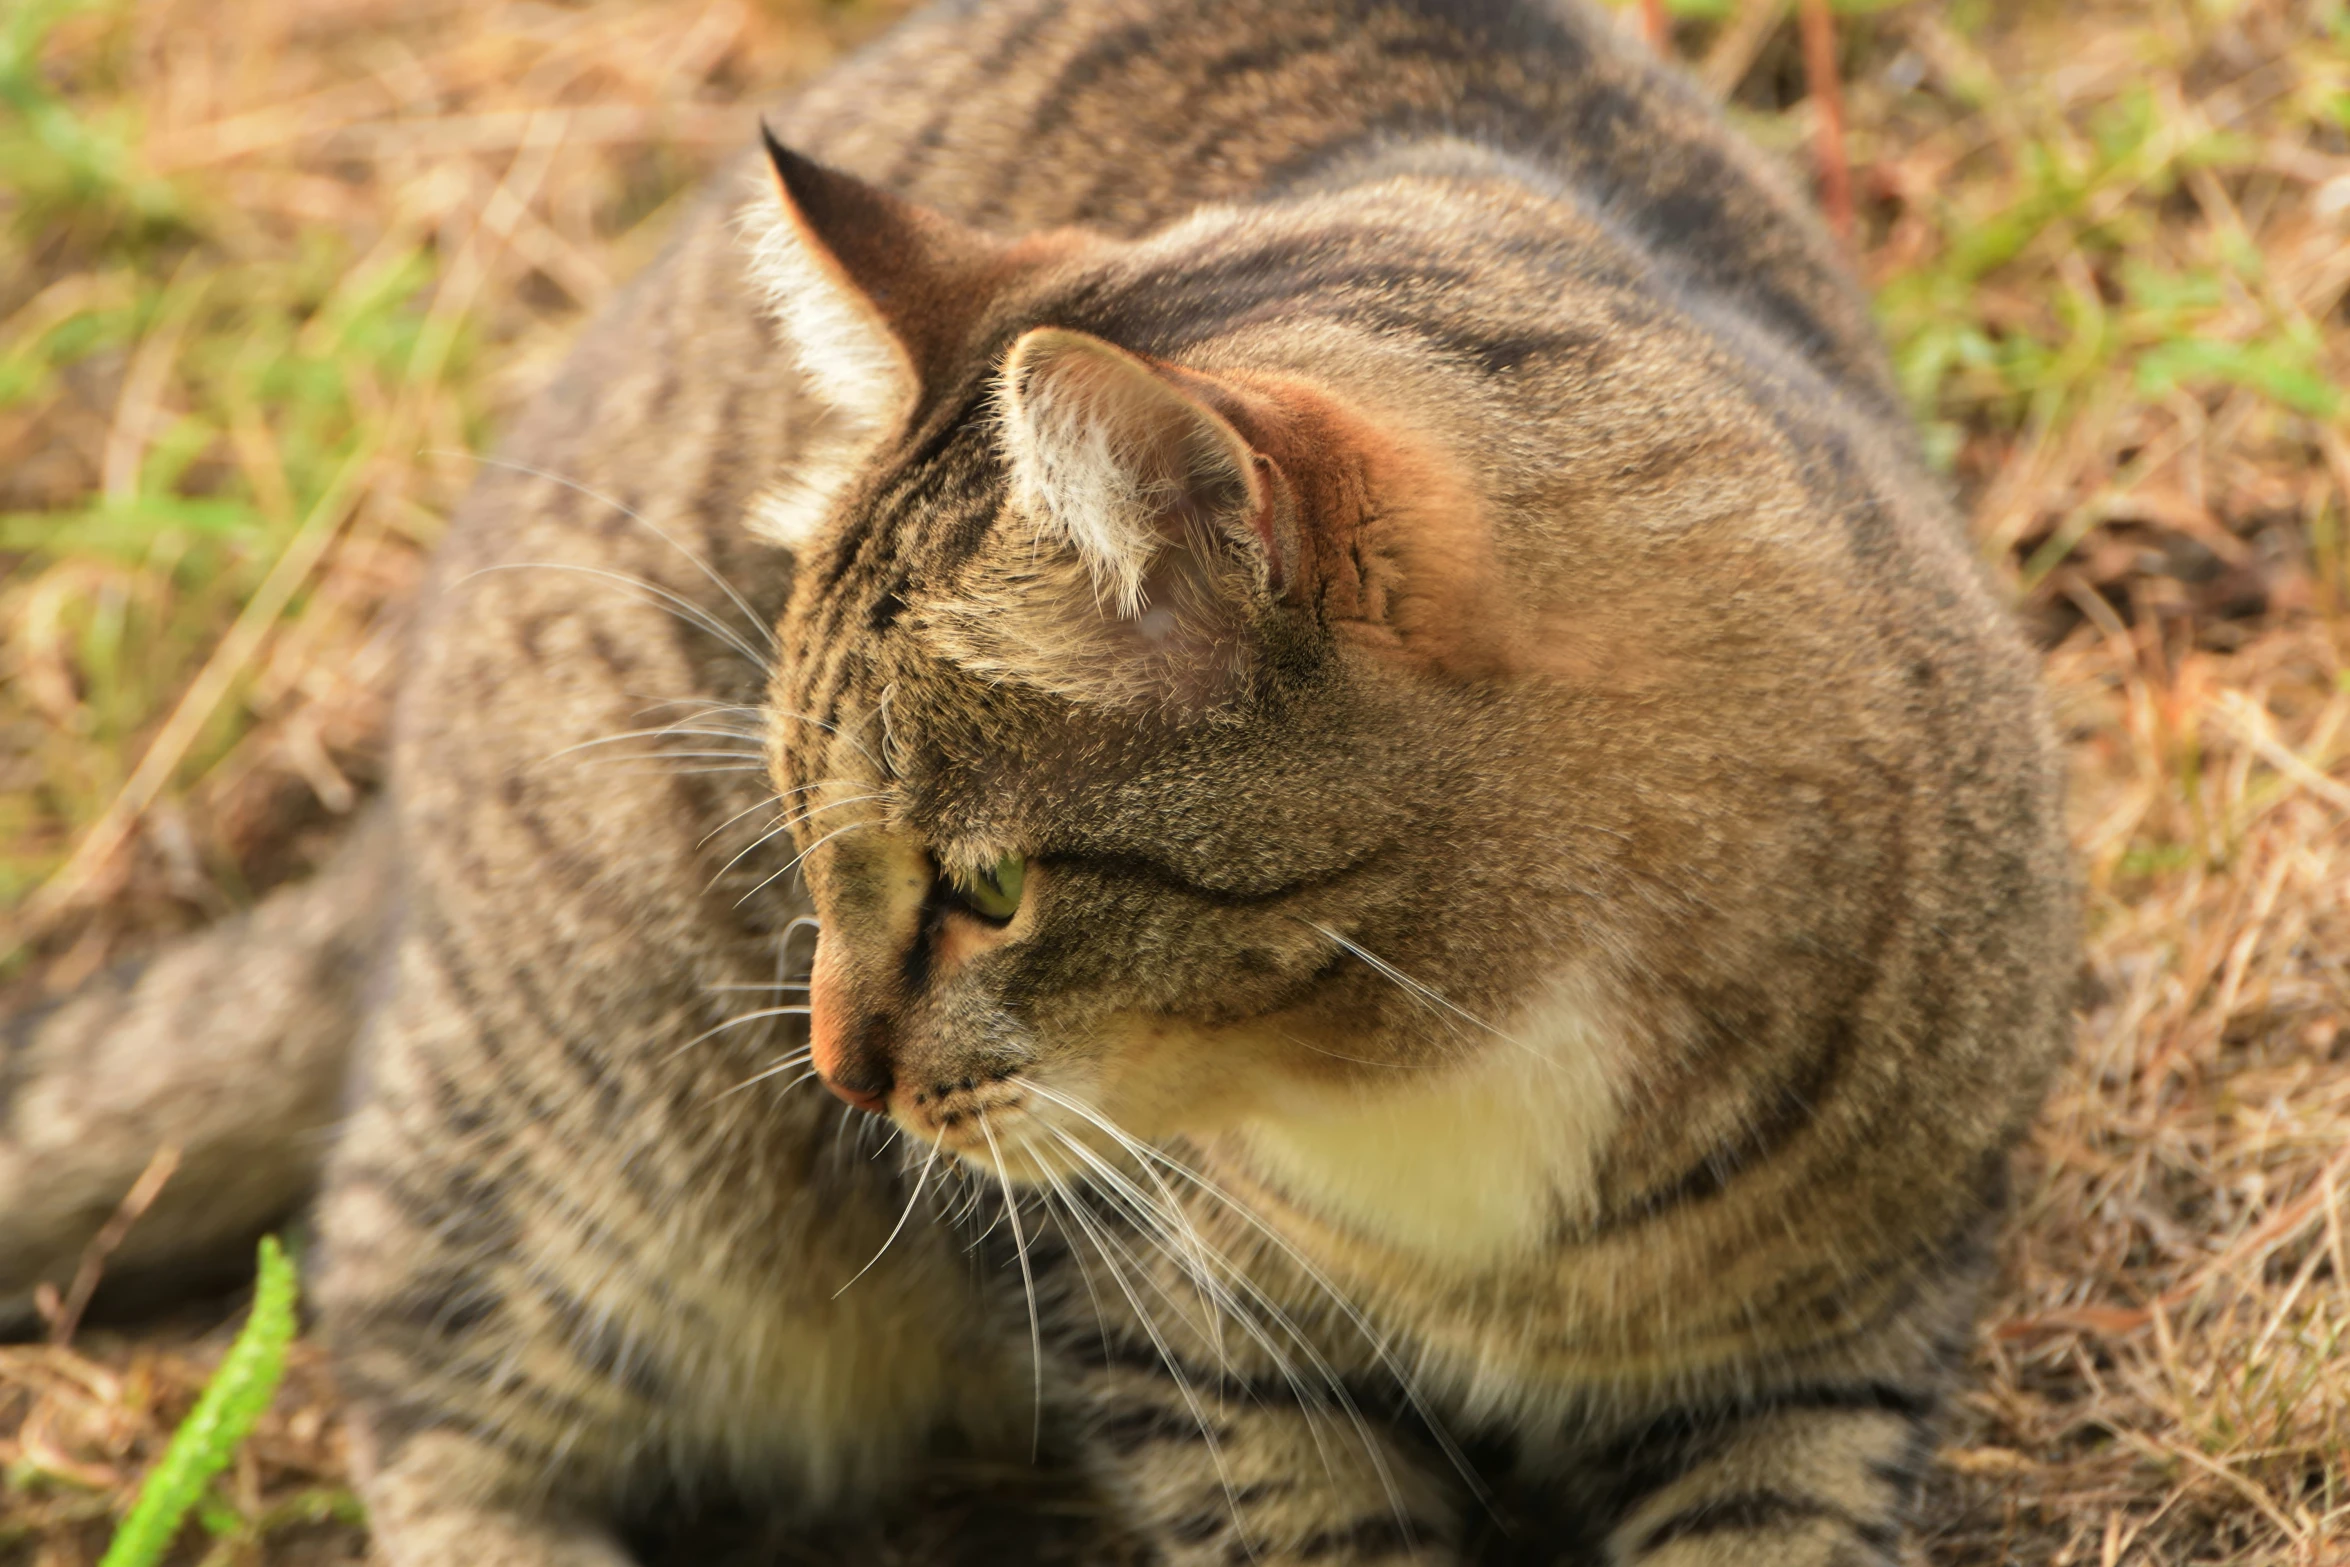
[938, 1132, 1066, 1187]
[886, 1013, 1284, 1187]
[914, 1106, 1071, 1187]
[898, 1071, 1164, 1190]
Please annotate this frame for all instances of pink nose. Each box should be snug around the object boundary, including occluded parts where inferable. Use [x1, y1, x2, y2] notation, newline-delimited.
[822, 1075, 889, 1114]
[809, 935, 891, 1115]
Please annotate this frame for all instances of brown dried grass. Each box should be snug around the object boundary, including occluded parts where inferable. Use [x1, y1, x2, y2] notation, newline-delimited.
[4, 1, 2348, 1563]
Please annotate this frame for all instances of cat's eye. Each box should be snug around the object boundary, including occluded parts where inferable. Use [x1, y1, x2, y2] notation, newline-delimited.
[946, 853, 1025, 923]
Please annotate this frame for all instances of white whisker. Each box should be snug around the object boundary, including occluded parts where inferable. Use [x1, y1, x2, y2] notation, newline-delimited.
[1025, 1081, 1481, 1506]
[1033, 1168, 1118, 1366]
[943, 1167, 990, 1229]
[664, 1004, 810, 1063]
[834, 1141, 938, 1298]
[708, 793, 891, 888]
[697, 780, 852, 849]
[535, 727, 769, 769]
[1036, 1145, 1249, 1537]
[698, 790, 786, 848]
[1306, 922, 1507, 1039]
[716, 1060, 819, 1100]
[460, 561, 773, 674]
[1037, 1118, 1382, 1502]
[977, 1109, 1046, 1459]
[449, 452, 779, 655]
[612, 750, 772, 764]
[733, 816, 880, 906]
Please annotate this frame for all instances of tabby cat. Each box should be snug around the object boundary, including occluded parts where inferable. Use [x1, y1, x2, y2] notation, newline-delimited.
[3, 0, 2077, 1562]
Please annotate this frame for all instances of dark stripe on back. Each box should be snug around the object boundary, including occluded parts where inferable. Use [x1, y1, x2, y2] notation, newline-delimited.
[1291, 1515, 1429, 1561]
[882, 0, 1065, 193]
[531, 1268, 674, 1405]
[1635, 1490, 1898, 1557]
[1019, 18, 1174, 143]
[1090, 1396, 1222, 1457]
[1596, 1380, 1938, 1521]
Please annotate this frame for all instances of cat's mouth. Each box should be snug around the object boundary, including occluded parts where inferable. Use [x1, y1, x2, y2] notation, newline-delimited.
[897, 1068, 1139, 1189]
[901, 1072, 1035, 1167]
[804, 962, 1107, 1185]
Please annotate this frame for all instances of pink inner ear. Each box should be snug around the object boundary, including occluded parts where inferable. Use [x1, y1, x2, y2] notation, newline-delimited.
[1241, 452, 1288, 593]
[1003, 328, 1275, 616]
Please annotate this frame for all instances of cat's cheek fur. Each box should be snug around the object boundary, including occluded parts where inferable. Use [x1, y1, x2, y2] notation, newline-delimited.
[1051, 1014, 1293, 1150]
[1213, 974, 1630, 1268]
[1002, 978, 1630, 1272]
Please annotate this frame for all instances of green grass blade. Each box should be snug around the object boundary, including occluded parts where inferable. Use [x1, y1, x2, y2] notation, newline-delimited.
[98, 1236, 299, 1567]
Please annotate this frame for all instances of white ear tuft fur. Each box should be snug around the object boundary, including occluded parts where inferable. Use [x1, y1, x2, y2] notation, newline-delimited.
[998, 328, 1261, 618]
[736, 172, 918, 551]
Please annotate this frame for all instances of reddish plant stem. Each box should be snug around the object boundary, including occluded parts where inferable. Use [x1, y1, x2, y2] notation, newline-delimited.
[1797, 0, 1855, 244]
[1640, 0, 1672, 53]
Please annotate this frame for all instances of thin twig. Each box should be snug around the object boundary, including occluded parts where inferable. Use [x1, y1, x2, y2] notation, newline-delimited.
[13, 441, 374, 936]
[47, 1144, 182, 1347]
[1700, 0, 1788, 98]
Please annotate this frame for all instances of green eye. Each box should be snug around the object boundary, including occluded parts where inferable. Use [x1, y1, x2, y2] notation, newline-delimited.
[950, 853, 1025, 923]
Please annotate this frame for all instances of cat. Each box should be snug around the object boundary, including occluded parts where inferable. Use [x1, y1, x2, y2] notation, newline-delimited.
[3, 0, 2078, 1562]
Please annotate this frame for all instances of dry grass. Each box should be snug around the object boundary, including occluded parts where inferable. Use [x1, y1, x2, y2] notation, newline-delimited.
[0, 0, 887, 972]
[4, 0, 2348, 1562]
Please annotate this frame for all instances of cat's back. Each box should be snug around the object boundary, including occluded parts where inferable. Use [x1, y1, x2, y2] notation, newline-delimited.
[769, 0, 1898, 427]
[452, 0, 1901, 606]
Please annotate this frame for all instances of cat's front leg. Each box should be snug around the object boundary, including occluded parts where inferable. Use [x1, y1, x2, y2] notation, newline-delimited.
[356, 1431, 636, 1567]
[1594, 1383, 1936, 1567]
[1071, 1348, 1463, 1566]
[315, 912, 999, 1566]
[318, 1066, 671, 1567]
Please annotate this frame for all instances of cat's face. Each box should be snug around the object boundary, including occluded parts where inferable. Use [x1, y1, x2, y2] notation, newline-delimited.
[752, 141, 1586, 1185]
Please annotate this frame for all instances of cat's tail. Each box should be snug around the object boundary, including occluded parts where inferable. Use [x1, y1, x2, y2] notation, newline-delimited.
[1, 806, 394, 1333]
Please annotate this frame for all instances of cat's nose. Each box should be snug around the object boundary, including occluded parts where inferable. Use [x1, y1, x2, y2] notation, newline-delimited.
[821, 1069, 891, 1115]
[809, 934, 893, 1114]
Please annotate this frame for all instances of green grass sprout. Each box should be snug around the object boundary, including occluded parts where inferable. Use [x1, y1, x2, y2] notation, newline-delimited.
[96, 1236, 299, 1567]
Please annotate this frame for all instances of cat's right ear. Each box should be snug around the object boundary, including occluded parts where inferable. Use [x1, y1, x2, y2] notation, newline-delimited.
[742, 131, 1015, 549]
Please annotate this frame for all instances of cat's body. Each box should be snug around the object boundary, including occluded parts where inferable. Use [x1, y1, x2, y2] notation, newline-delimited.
[1, 1, 2075, 1563]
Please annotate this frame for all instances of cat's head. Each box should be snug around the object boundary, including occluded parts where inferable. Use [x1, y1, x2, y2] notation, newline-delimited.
[747, 135, 1638, 1191]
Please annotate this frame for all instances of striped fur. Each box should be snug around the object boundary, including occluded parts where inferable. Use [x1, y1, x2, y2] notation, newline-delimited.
[3, 2, 2074, 1563]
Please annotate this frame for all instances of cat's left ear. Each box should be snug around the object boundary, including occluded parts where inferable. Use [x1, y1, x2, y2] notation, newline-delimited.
[998, 328, 1294, 617]
[744, 131, 1025, 548]
[918, 327, 1307, 713]
[929, 325, 1509, 710]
